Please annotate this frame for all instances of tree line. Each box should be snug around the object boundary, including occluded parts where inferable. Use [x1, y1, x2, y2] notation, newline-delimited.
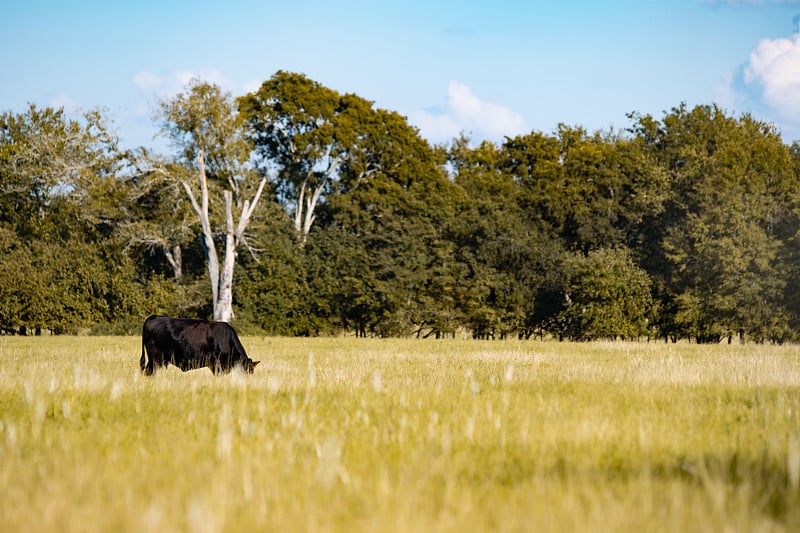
[2, 71, 800, 342]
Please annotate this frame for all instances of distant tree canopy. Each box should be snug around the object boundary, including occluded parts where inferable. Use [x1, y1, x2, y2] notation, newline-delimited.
[2, 74, 800, 342]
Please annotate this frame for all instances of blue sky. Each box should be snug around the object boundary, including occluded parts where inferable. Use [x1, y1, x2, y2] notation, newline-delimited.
[3, 0, 800, 151]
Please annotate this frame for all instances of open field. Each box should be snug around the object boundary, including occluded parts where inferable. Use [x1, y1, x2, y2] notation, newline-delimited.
[1, 336, 799, 532]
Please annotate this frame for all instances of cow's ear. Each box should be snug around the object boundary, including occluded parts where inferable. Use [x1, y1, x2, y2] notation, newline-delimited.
[253, 361, 260, 367]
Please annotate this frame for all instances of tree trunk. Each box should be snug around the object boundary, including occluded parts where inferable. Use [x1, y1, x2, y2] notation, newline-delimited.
[182, 151, 267, 322]
[165, 243, 183, 283]
[215, 191, 236, 322]
[183, 152, 221, 309]
[294, 180, 306, 237]
[294, 162, 335, 246]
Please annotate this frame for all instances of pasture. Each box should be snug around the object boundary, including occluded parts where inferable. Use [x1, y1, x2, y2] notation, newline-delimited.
[1, 336, 799, 532]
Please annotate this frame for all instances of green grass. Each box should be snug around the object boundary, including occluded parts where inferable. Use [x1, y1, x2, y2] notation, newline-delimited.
[1, 337, 799, 532]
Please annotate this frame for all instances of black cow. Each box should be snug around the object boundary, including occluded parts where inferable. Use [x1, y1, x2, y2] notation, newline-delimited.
[140, 315, 259, 376]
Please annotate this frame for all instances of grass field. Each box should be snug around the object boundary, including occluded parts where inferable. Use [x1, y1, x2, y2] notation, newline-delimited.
[1, 336, 799, 532]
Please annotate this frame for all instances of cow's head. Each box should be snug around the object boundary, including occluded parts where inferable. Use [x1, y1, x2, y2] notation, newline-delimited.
[244, 359, 260, 374]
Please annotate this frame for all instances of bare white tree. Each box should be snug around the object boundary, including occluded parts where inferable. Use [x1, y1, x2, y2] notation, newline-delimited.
[159, 80, 268, 322]
[181, 151, 266, 322]
[293, 149, 339, 244]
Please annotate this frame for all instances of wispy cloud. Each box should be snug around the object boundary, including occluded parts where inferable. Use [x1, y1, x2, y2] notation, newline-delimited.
[410, 81, 527, 144]
[132, 68, 239, 100]
[49, 92, 81, 113]
[242, 80, 263, 94]
[705, 0, 800, 6]
[130, 67, 253, 122]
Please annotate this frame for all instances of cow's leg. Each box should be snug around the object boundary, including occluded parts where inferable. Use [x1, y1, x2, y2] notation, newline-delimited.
[210, 356, 225, 375]
[145, 345, 160, 375]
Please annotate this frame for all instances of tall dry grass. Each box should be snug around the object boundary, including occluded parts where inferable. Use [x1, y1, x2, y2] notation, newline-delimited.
[0, 336, 798, 532]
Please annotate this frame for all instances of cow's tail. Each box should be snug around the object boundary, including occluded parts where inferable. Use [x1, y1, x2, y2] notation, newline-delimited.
[140, 317, 153, 375]
[140, 335, 148, 374]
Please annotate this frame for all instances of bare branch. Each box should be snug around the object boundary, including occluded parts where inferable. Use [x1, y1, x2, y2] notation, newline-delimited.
[198, 151, 209, 218]
[239, 234, 263, 261]
[181, 180, 204, 220]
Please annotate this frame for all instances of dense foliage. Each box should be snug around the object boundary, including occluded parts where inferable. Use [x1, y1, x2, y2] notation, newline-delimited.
[3, 74, 800, 341]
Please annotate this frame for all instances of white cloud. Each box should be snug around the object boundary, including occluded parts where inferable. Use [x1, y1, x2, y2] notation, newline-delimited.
[410, 81, 527, 143]
[743, 33, 800, 122]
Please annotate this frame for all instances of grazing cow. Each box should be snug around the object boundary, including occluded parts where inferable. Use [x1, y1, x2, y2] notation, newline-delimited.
[140, 315, 259, 376]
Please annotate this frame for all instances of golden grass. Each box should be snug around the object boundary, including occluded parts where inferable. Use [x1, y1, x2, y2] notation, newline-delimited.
[1, 337, 799, 532]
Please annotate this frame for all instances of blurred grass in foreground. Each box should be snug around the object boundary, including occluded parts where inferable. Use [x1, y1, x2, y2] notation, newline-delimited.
[0, 336, 799, 532]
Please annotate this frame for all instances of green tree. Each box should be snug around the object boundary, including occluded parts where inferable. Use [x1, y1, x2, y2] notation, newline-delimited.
[0, 105, 161, 332]
[446, 137, 539, 338]
[321, 97, 461, 336]
[304, 225, 381, 337]
[503, 126, 667, 255]
[239, 72, 343, 244]
[783, 141, 800, 335]
[0, 105, 122, 240]
[559, 248, 654, 341]
[631, 104, 797, 342]
[114, 156, 197, 283]
[232, 208, 313, 335]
